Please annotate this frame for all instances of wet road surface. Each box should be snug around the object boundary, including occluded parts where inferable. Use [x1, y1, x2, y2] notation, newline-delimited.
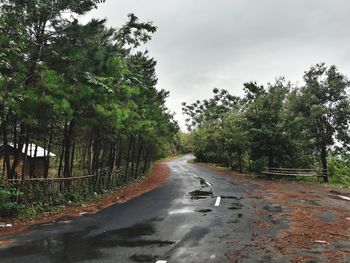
[0, 155, 286, 262]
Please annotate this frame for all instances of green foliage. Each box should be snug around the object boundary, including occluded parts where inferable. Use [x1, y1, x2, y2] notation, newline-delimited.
[183, 64, 350, 182]
[0, 0, 178, 217]
[328, 154, 350, 185]
[291, 64, 350, 181]
[245, 78, 291, 167]
[175, 132, 193, 153]
[0, 180, 24, 217]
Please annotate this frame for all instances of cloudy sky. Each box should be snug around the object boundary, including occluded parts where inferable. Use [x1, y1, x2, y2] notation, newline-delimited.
[85, 0, 350, 129]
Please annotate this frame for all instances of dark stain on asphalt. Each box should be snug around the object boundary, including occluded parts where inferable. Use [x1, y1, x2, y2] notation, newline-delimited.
[107, 223, 155, 238]
[0, 221, 174, 262]
[188, 190, 213, 199]
[130, 254, 158, 262]
[227, 219, 240, 224]
[85, 225, 99, 231]
[195, 209, 212, 213]
[168, 226, 209, 249]
[228, 202, 244, 210]
[150, 217, 164, 222]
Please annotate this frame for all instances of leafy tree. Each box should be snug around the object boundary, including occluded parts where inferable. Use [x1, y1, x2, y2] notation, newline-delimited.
[182, 88, 240, 131]
[221, 110, 248, 172]
[293, 64, 350, 182]
[244, 78, 291, 168]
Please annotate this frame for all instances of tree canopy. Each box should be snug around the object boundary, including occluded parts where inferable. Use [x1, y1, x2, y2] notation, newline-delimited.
[183, 64, 350, 182]
[0, 0, 178, 184]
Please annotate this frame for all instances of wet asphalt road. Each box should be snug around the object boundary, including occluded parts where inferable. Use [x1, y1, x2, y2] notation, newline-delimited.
[0, 155, 284, 263]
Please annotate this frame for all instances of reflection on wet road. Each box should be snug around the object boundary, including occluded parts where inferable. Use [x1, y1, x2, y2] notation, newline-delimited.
[0, 155, 281, 263]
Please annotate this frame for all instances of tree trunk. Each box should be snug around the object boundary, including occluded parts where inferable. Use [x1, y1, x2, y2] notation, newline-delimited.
[1, 110, 11, 180]
[70, 136, 75, 176]
[135, 141, 143, 178]
[124, 136, 133, 182]
[131, 136, 136, 179]
[58, 135, 65, 178]
[142, 147, 149, 173]
[44, 127, 53, 178]
[63, 121, 74, 177]
[88, 131, 94, 174]
[238, 153, 243, 173]
[18, 127, 29, 203]
[321, 144, 328, 183]
[10, 123, 25, 179]
[29, 144, 38, 178]
[268, 151, 274, 168]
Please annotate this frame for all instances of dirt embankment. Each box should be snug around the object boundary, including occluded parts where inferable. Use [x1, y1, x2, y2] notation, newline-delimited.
[203, 165, 350, 263]
[257, 181, 350, 263]
[0, 162, 170, 237]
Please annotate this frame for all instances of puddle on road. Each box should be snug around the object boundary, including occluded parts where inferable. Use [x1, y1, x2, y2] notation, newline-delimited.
[199, 178, 209, 188]
[188, 190, 213, 200]
[228, 202, 244, 210]
[107, 223, 155, 238]
[0, 221, 174, 262]
[195, 209, 212, 214]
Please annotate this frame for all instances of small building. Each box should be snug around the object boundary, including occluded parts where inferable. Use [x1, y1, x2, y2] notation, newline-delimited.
[0, 143, 56, 178]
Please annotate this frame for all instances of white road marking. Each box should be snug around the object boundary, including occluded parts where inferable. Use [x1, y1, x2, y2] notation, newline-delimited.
[193, 174, 198, 178]
[215, 196, 221, 207]
[156, 260, 167, 263]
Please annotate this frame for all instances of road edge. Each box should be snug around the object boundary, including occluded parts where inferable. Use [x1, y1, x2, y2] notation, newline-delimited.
[0, 161, 171, 237]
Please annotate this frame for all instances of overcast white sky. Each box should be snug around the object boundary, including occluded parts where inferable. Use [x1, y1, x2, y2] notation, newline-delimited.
[84, 0, 350, 129]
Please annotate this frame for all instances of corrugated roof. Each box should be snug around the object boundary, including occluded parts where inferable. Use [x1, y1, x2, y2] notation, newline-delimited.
[1, 143, 56, 157]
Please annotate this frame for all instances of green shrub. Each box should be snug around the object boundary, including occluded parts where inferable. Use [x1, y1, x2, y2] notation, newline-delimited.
[0, 180, 24, 217]
[328, 153, 350, 185]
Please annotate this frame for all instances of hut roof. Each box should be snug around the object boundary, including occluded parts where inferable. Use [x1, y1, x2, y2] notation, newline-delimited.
[0, 143, 56, 157]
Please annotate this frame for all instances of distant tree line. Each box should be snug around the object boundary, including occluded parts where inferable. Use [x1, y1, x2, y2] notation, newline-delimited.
[183, 64, 350, 182]
[0, 0, 178, 183]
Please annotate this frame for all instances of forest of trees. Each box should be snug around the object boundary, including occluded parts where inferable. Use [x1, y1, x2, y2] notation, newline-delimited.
[183, 64, 350, 183]
[0, 0, 178, 214]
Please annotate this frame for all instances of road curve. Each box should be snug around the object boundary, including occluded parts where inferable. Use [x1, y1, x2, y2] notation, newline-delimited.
[0, 155, 284, 263]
